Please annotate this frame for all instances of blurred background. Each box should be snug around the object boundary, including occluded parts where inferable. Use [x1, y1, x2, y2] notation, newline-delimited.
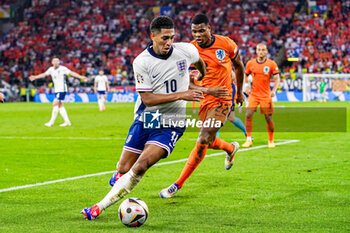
[0, 0, 349, 102]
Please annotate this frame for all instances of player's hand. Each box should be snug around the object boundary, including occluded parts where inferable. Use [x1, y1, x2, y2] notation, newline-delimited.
[29, 75, 36, 81]
[206, 86, 230, 99]
[236, 91, 245, 106]
[182, 89, 204, 101]
[270, 91, 276, 97]
[82, 76, 88, 82]
[189, 70, 202, 81]
[0, 92, 4, 103]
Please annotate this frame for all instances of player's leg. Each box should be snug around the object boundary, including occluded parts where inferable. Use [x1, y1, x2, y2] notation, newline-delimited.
[242, 96, 257, 148]
[102, 94, 106, 110]
[45, 98, 60, 127]
[82, 145, 166, 220]
[261, 99, 275, 148]
[227, 110, 246, 137]
[161, 103, 238, 198]
[109, 120, 148, 186]
[58, 103, 71, 127]
[265, 114, 275, 148]
[109, 150, 140, 186]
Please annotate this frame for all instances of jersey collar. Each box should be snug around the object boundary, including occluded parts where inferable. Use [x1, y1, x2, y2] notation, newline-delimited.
[256, 58, 267, 64]
[198, 34, 216, 48]
[147, 43, 173, 60]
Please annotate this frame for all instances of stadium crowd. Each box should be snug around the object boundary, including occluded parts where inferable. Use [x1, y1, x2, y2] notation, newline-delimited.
[284, 0, 350, 73]
[0, 0, 349, 95]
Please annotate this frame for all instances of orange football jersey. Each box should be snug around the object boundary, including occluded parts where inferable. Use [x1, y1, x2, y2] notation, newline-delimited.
[191, 34, 239, 106]
[245, 58, 279, 98]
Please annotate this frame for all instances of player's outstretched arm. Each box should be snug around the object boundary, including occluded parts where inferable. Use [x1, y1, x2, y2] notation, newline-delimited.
[232, 53, 245, 105]
[69, 71, 88, 82]
[29, 73, 47, 81]
[271, 73, 281, 97]
[139, 90, 204, 107]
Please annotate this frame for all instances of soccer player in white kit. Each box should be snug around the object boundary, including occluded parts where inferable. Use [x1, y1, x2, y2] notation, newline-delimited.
[81, 16, 209, 220]
[94, 69, 110, 111]
[29, 57, 88, 127]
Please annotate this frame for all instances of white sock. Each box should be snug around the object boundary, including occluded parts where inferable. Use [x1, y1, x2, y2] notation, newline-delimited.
[98, 98, 102, 110]
[59, 106, 70, 123]
[101, 98, 105, 108]
[49, 106, 59, 124]
[246, 136, 252, 141]
[97, 170, 142, 211]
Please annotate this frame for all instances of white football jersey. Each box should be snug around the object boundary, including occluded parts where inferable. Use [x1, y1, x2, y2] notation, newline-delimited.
[45, 65, 71, 93]
[133, 42, 200, 122]
[95, 75, 108, 91]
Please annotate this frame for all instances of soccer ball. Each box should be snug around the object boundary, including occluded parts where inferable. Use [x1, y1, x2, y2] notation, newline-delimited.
[118, 197, 149, 227]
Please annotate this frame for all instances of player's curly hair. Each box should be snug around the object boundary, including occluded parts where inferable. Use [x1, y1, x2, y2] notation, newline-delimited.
[150, 16, 174, 33]
[191, 13, 209, 25]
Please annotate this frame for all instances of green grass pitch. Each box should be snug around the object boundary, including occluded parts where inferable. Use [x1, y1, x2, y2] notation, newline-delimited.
[0, 101, 349, 232]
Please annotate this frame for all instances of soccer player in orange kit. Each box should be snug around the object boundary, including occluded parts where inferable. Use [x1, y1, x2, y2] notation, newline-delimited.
[242, 43, 281, 148]
[159, 13, 245, 198]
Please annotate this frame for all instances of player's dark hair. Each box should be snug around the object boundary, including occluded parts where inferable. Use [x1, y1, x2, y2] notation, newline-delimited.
[191, 13, 209, 25]
[150, 16, 174, 33]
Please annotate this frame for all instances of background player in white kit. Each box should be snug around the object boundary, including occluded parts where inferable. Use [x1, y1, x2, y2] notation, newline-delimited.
[81, 16, 208, 220]
[29, 57, 88, 127]
[94, 69, 110, 111]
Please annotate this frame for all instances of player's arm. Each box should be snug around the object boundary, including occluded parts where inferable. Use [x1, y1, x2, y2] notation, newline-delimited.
[271, 73, 281, 97]
[191, 57, 206, 81]
[29, 72, 47, 81]
[0, 92, 4, 103]
[244, 74, 251, 94]
[106, 82, 110, 93]
[94, 80, 97, 93]
[69, 71, 88, 82]
[189, 76, 229, 99]
[139, 90, 204, 107]
[231, 53, 245, 105]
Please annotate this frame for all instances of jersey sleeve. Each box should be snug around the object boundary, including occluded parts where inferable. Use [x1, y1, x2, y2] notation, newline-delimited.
[226, 37, 239, 60]
[271, 61, 279, 75]
[62, 66, 71, 75]
[245, 61, 252, 75]
[44, 67, 52, 76]
[104, 75, 109, 83]
[133, 59, 152, 92]
[186, 43, 200, 64]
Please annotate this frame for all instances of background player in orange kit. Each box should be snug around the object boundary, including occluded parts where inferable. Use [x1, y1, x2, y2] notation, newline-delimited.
[242, 43, 281, 148]
[159, 13, 245, 198]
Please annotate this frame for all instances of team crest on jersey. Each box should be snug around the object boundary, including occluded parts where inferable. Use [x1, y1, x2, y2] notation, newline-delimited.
[264, 66, 270, 75]
[136, 73, 144, 84]
[216, 49, 225, 60]
[176, 60, 187, 73]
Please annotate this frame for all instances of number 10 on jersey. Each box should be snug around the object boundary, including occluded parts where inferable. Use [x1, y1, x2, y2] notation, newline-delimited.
[164, 79, 177, 93]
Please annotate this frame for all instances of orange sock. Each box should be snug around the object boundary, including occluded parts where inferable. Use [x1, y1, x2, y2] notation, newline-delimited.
[245, 117, 253, 137]
[175, 142, 208, 188]
[209, 136, 233, 154]
[267, 121, 274, 142]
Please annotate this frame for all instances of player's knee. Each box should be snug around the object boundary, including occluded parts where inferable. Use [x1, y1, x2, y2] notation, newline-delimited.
[265, 115, 273, 122]
[197, 132, 215, 145]
[117, 161, 131, 174]
[132, 161, 149, 176]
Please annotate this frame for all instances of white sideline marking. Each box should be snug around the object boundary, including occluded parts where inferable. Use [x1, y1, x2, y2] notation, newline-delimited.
[0, 140, 299, 193]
